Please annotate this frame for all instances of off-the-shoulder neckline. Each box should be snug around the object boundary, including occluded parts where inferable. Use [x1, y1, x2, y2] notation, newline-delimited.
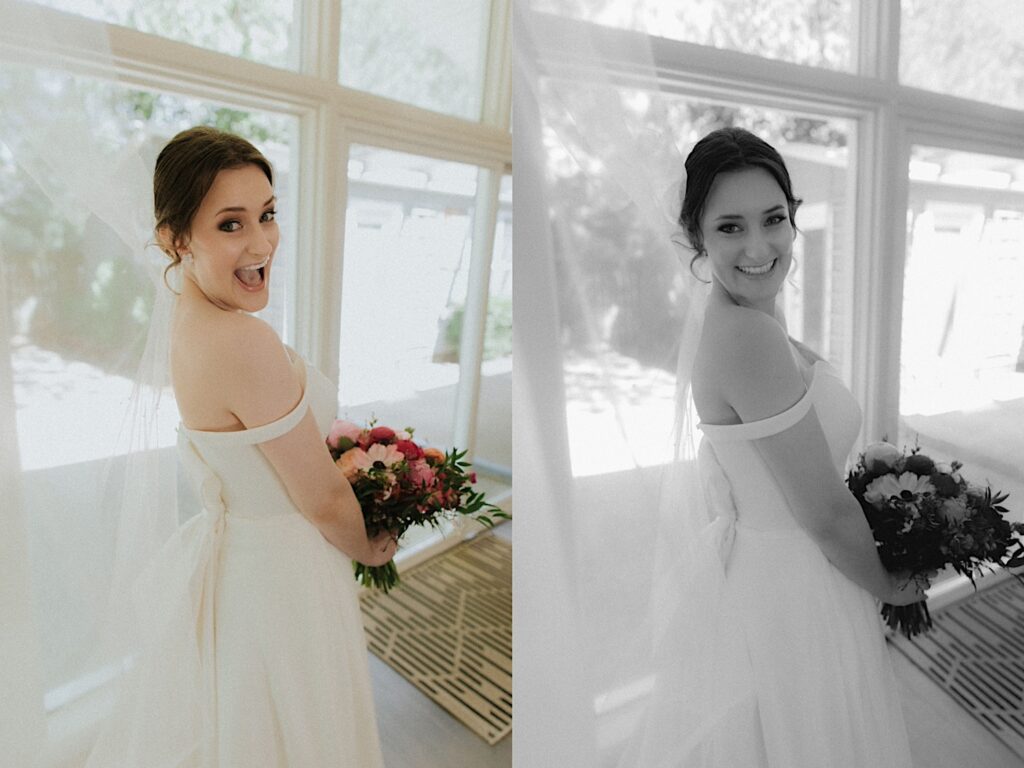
[698, 359, 832, 432]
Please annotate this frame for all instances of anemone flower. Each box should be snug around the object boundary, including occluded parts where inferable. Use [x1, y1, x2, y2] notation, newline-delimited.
[864, 471, 936, 509]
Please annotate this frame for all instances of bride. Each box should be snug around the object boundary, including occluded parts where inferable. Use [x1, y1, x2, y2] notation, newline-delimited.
[85, 126, 395, 767]
[620, 127, 927, 767]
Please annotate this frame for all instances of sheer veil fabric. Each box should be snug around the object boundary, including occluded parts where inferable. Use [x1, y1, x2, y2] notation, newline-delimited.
[0, 1, 185, 761]
[515, 5, 753, 765]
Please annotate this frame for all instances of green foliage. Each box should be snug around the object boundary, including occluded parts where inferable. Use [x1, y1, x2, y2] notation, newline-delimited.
[340, 0, 480, 119]
[438, 296, 513, 362]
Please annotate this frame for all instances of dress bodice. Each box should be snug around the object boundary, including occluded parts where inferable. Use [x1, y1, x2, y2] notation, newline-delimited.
[176, 352, 336, 520]
[698, 360, 862, 531]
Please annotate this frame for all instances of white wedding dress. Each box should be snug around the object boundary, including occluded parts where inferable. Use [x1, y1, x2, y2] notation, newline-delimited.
[86, 350, 384, 767]
[623, 348, 913, 767]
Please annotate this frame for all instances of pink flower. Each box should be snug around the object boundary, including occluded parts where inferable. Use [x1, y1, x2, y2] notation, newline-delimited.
[328, 419, 363, 449]
[939, 499, 969, 524]
[408, 459, 436, 488]
[864, 441, 901, 471]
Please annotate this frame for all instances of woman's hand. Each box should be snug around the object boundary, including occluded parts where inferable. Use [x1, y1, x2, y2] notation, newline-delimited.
[360, 530, 398, 567]
[885, 571, 932, 606]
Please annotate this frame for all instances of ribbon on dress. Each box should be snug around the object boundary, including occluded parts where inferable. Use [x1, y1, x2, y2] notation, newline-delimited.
[697, 440, 738, 568]
[173, 429, 226, 765]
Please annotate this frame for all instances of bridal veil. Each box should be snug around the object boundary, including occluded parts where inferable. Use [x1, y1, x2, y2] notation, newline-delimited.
[1, 1, 185, 761]
[515, 4, 754, 765]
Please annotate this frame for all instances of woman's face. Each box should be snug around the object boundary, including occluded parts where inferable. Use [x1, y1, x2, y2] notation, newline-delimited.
[699, 166, 794, 314]
[183, 164, 279, 313]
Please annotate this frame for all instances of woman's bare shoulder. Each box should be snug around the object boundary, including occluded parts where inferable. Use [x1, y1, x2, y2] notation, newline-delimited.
[172, 307, 295, 427]
[698, 302, 789, 375]
[694, 303, 804, 423]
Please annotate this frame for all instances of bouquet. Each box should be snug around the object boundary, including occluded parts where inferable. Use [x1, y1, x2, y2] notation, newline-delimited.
[327, 418, 508, 592]
[846, 441, 1024, 638]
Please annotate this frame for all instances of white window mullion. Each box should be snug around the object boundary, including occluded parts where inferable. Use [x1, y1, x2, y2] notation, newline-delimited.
[853, 107, 910, 446]
[305, 0, 341, 81]
[452, 165, 502, 455]
[296, 106, 345, 377]
[481, 0, 512, 129]
[853, 0, 900, 81]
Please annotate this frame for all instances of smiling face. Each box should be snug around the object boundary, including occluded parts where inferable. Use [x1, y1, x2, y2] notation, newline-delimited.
[700, 166, 794, 314]
[181, 164, 279, 313]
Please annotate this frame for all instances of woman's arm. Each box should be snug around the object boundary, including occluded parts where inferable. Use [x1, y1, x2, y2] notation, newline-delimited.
[714, 308, 922, 604]
[208, 315, 395, 566]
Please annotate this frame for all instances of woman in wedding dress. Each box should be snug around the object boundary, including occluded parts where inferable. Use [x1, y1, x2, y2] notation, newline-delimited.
[623, 127, 927, 767]
[85, 126, 395, 767]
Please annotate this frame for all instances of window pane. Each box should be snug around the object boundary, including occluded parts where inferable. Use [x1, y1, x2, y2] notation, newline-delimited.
[473, 173, 512, 478]
[532, 0, 854, 72]
[898, 145, 1024, 517]
[30, 0, 299, 70]
[0, 67, 299, 705]
[339, 0, 491, 120]
[901, 0, 1024, 111]
[339, 145, 481, 456]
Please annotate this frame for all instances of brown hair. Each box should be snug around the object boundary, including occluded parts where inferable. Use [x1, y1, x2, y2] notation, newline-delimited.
[154, 126, 273, 286]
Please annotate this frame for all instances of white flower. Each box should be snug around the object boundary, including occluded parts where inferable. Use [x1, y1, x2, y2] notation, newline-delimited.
[934, 462, 953, 475]
[864, 442, 902, 469]
[864, 471, 936, 508]
[366, 443, 403, 468]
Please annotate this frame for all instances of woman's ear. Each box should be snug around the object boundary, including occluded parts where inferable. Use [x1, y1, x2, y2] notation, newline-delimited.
[155, 225, 174, 256]
[156, 226, 188, 258]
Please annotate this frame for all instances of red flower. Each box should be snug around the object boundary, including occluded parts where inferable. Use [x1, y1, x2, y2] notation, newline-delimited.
[395, 439, 424, 460]
[369, 426, 396, 444]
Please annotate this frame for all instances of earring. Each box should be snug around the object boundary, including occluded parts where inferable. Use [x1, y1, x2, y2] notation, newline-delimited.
[182, 252, 193, 265]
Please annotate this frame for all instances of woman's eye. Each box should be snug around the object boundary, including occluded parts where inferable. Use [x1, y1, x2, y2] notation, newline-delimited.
[718, 223, 741, 234]
[766, 214, 787, 226]
[219, 220, 241, 233]
[261, 209, 277, 223]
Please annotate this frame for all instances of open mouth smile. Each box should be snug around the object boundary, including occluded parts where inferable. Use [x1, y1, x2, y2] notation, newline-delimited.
[234, 255, 270, 291]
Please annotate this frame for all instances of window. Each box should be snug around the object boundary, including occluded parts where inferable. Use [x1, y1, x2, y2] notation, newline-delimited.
[339, 0, 493, 120]
[532, 0, 854, 71]
[898, 145, 1024, 502]
[901, 0, 1024, 110]
[30, 0, 299, 69]
[339, 145, 481, 451]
